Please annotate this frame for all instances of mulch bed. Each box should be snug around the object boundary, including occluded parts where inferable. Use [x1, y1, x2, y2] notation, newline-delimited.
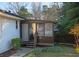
[0, 48, 16, 57]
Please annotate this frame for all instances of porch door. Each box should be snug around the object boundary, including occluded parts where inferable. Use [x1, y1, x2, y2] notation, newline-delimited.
[22, 24, 29, 41]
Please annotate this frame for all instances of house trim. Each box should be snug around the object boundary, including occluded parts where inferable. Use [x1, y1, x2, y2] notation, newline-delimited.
[0, 11, 24, 20]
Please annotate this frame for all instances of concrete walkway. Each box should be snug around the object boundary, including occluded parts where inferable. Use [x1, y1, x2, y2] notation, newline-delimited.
[10, 48, 33, 57]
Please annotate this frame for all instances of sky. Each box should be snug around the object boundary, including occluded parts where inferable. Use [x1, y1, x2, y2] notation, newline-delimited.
[0, 2, 51, 13]
[0, 3, 8, 10]
[0, 2, 63, 13]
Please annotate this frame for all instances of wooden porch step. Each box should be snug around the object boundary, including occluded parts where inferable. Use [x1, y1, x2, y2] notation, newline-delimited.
[21, 41, 35, 48]
[26, 46, 35, 48]
[26, 44, 34, 45]
[26, 44, 35, 48]
[26, 41, 35, 48]
[37, 43, 53, 46]
[27, 42, 34, 44]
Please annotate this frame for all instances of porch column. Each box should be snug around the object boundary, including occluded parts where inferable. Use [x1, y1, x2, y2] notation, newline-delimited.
[52, 23, 54, 45]
[32, 23, 37, 47]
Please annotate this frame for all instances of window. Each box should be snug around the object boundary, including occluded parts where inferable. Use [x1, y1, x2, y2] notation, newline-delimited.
[16, 21, 18, 29]
[0, 20, 2, 32]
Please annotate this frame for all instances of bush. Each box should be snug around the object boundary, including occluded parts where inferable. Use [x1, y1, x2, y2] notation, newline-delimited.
[12, 38, 21, 49]
[54, 32, 75, 44]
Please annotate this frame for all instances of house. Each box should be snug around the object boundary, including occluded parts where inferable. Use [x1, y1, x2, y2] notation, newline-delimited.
[0, 9, 56, 54]
[21, 20, 56, 47]
[0, 10, 24, 54]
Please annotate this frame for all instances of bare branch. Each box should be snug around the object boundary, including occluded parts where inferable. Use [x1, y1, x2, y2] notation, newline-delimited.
[31, 2, 42, 20]
[7, 2, 28, 15]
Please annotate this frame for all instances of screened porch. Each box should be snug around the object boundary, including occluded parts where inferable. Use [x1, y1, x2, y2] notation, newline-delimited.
[21, 20, 55, 47]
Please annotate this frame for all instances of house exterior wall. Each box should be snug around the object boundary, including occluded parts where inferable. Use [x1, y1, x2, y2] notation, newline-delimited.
[0, 17, 20, 54]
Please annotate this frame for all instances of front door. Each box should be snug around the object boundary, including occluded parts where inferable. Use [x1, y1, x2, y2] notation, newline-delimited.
[22, 24, 29, 41]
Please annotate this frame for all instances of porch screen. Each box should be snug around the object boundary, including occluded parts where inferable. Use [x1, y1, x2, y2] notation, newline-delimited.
[37, 23, 44, 36]
[45, 23, 53, 36]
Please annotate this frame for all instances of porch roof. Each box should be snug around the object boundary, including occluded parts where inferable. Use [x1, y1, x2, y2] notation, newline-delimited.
[21, 19, 57, 24]
[0, 9, 24, 20]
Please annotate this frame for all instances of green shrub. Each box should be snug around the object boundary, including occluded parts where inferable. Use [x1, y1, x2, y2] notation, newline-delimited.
[12, 38, 21, 49]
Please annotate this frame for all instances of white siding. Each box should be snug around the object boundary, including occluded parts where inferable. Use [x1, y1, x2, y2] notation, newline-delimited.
[0, 17, 20, 54]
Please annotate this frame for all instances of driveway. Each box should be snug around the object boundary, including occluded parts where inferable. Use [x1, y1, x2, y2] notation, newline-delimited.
[10, 48, 33, 57]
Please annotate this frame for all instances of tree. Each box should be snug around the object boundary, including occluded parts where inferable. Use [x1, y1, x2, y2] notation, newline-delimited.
[19, 6, 32, 18]
[31, 2, 42, 20]
[7, 2, 32, 18]
[57, 2, 79, 49]
[69, 24, 79, 48]
[42, 5, 48, 20]
[58, 2, 79, 34]
[42, 2, 60, 21]
[7, 2, 27, 15]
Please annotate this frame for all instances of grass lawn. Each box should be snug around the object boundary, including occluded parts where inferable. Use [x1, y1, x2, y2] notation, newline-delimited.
[24, 45, 79, 57]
